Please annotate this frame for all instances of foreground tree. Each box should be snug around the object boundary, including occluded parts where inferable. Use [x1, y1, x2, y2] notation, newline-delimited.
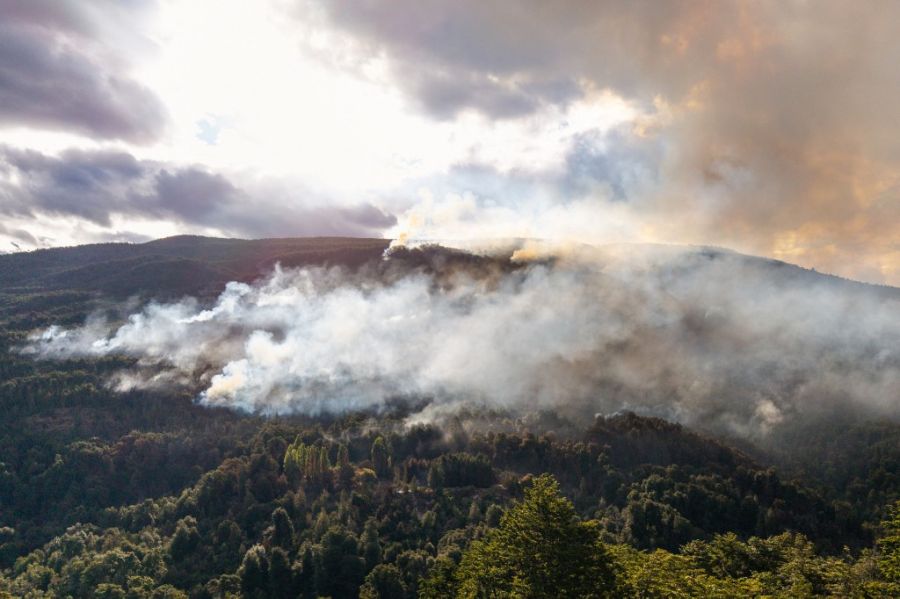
[451, 474, 621, 598]
[874, 501, 900, 594]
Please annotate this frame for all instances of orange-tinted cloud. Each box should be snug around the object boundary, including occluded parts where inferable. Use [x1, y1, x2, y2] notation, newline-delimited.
[315, 0, 900, 284]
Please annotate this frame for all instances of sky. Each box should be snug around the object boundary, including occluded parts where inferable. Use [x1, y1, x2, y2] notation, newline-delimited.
[1, 0, 898, 285]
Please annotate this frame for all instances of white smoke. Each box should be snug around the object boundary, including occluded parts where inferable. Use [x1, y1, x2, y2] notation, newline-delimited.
[22, 246, 900, 438]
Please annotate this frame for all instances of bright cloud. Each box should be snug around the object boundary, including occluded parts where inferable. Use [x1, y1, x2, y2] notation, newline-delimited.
[1, 0, 898, 285]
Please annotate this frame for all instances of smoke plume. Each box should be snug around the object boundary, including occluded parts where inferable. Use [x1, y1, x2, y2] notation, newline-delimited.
[313, 1, 900, 285]
[24, 245, 900, 439]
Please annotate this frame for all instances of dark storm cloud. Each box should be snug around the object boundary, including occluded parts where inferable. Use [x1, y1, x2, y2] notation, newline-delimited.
[0, 147, 396, 238]
[0, 0, 166, 142]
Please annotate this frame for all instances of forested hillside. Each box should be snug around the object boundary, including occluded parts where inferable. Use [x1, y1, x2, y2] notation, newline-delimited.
[1, 237, 899, 598]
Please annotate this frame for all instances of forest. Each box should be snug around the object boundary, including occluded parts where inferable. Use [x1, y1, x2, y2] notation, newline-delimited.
[0, 237, 899, 598]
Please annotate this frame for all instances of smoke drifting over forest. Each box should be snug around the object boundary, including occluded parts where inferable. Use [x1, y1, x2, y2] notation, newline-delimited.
[24, 244, 900, 440]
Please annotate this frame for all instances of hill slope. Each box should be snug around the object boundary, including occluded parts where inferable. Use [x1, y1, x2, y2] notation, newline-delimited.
[1, 236, 899, 595]
[0, 236, 391, 297]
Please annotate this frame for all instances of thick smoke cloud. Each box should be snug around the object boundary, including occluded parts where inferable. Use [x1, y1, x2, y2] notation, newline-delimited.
[25, 247, 900, 439]
[0, 146, 396, 238]
[0, 0, 166, 142]
[311, 0, 900, 285]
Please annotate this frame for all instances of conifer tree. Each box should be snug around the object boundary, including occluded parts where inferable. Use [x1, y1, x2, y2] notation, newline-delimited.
[454, 474, 621, 598]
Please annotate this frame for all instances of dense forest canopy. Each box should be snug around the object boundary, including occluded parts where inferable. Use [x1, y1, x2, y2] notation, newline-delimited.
[0, 237, 899, 598]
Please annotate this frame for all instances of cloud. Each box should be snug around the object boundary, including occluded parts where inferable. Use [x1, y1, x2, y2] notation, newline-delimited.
[0, 0, 166, 142]
[307, 0, 900, 285]
[0, 146, 396, 240]
[2, 0, 897, 284]
[308, 0, 714, 119]
[0, 147, 147, 226]
[154, 168, 239, 223]
[0, 221, 37, 246]
[24, 246, 900, 439]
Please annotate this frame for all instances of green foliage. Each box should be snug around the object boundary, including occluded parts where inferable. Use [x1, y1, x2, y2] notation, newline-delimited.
[283, 439, 332, 489]
[3, 417, 900, 598]
[371, 436, 391, 479]
[239, 544, 269, 598]
[317, 526, 366, 598]
[270, 507, 295, 550]
[362, 518, 382, 571]
[428, 453, 496, 489]
[877, 501, 900, 586]
[0, 286, 898, 599]
[268, 546, 296, 599]
[3, 232, 900, 598]
[453, 474, 621, 598]
[614, 545, 754, 598]
[167, 517, 199, 561]
[359, 563, 407, 599]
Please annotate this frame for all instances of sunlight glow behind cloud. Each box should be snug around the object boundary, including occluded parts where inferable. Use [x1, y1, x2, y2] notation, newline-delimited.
[1, 0, 898, 284]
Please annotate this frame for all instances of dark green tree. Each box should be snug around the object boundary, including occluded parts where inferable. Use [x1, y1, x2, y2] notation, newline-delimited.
[239, 545, 269, 598]
[485, 504, 503, 527]
[336, 443, 355, 490]
[362, 518, 382, 571]
[317, 526, 366, 599]
[359, 564, 407, 599]
[419, 555, 458, 599]
[270, 507, 295, 550]
[268, 546, 296, 599]
[371, 436, 391, 479]
[877, 501, 900, 587]
[296, 543, 317, 599]
[168, 517, 200, 561]
[455, 474, 621, 598]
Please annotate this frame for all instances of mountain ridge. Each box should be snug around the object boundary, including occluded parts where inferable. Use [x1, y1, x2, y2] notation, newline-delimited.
[2, 235, 898, 300]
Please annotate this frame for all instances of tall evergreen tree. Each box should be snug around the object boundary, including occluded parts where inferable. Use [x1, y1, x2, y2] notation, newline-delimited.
[268, 546, 295, 599]
[371, 436, 391, 479]
[239, 545, 269, 598]
[361, 518, 382, 571]
[271, 507, 295, 550]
